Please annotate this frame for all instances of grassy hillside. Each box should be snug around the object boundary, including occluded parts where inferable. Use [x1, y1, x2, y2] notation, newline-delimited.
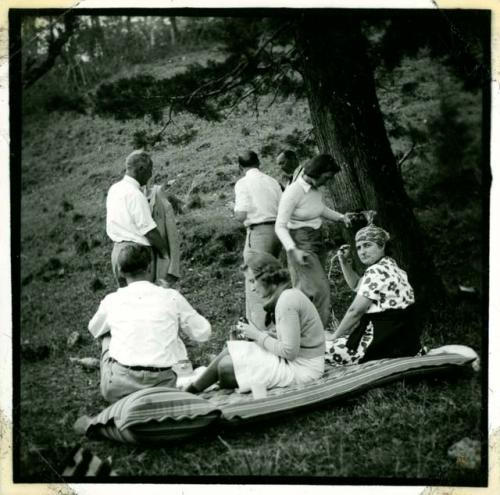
[18, 49, 485, 482]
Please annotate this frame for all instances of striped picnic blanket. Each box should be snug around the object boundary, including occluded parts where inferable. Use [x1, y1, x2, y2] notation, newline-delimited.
[82, 346, 478, 445]
[203, 348, 478, 423]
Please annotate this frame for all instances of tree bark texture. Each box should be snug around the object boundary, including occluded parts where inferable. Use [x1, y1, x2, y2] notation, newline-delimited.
[296, 13, 441, 298]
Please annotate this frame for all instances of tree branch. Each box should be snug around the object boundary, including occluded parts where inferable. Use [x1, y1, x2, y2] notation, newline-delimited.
[184, 20, 294, 104]
[186, 59, 247, 104]
[23, 14, 78, 90]
[397, 141, 417, 172]
[265, 69, 290, 109]
[150, 105, 175, 146]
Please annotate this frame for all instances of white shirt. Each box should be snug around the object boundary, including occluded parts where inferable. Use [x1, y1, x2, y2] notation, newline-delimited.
[275, 177, 342, 251]
[88, 281, 211, 367]
[106, 175, 157, 245]
[234, 168, 282, 227]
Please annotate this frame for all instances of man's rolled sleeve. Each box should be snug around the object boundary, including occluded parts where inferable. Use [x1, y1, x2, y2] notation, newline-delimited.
[176, 292, 212, 342]
[88, 299, 110, 339]
[234, 181, 250, 214]
[128, 192, 157, 235]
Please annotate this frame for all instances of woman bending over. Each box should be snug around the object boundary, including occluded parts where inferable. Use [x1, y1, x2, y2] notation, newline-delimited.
[275, 153, 352, 328]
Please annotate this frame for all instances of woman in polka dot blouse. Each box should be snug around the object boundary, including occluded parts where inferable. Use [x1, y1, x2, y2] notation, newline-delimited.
[327, 224, 422, 365]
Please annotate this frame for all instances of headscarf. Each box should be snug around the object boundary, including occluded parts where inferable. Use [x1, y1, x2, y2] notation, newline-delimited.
[355, 224, 391, 247]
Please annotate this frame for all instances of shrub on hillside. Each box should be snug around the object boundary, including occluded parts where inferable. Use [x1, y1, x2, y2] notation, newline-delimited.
[73, 232, 90, 255]
[283, 128, 316, 159]
[166, 193, 184, 214]
[21, 342, 51, 362]
[259, 132, 280, 158]
[36, 257, 66, 281]
[95, 75, 164, 122]
[167, 127, 198, 146]
[377, 52, 482, 206]
[132, 129, 163, 149]
[93, 61, 230, 122]
[181, 216, 244, 265]
[376, 52, 483, 288]
[259, 128, 316, 161]
[60, 199, 74, 212]
[44, 91, 88, 114]
[90, 277, 105, 292]
[186, 193, 203, 210]
[23, 74, 89, 116]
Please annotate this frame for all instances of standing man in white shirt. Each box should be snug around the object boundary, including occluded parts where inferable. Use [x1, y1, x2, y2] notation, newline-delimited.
[106, 150, 169, 287]
[88, 243, 211, 403]
[234, 150, 282, 329]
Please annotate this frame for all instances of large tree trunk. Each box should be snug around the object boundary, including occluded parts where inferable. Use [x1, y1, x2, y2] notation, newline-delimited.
[296, 12, 442, 300]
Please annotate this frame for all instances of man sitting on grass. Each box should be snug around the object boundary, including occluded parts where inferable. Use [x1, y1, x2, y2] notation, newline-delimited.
[87, 243, 211, 404]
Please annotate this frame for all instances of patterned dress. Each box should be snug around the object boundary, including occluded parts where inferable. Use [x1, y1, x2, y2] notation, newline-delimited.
[328, 256, 421, 365]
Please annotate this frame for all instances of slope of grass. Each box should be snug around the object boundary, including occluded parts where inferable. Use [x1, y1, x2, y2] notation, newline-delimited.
[17, 49, 485, 483]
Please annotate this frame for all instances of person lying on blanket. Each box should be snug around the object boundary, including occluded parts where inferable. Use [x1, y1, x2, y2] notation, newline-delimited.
[327, 224, 422, 365]
[88, 243, 211, 403]
[185, 251, 325, 394]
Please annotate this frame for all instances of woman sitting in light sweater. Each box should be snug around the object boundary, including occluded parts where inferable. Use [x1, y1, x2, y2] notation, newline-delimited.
[185, 251, 325, 394]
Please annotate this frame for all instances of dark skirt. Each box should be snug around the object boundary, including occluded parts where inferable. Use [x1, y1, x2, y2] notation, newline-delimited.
[346, 306, 421, 363]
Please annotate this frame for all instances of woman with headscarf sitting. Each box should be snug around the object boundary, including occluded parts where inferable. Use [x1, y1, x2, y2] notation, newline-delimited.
[185, 251, 325, 394]
[327, 224, 421, 365]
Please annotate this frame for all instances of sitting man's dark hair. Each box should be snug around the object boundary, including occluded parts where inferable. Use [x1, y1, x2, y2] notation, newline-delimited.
[117, 244, 151, 276]
[238, 150, 260, 168]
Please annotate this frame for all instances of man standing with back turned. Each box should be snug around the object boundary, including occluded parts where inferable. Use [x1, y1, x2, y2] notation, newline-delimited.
[106, 150, 169, 287]
[234, 150, 282, 329]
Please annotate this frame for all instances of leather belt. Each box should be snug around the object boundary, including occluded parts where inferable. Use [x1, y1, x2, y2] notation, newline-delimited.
[110, 357, 172, 373]
[248, 221, 275, 230]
